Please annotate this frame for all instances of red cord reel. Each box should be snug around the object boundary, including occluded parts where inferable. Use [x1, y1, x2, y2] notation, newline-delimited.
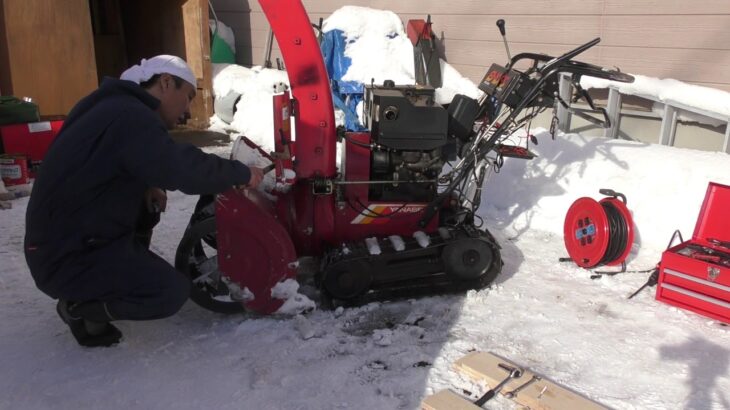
[563, 189, 634, 268]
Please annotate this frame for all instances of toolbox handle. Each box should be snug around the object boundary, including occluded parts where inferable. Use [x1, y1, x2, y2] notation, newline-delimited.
[666, 229, 684, 250]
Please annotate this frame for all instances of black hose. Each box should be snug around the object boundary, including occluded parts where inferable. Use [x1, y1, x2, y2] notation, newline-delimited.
[598, 201, 629, 265]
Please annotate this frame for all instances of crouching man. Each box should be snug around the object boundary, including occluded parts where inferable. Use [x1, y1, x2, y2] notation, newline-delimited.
[24, 55, 263, 347]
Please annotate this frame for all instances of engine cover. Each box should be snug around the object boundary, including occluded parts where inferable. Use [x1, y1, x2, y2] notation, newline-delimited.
[363, 82, 448, 150]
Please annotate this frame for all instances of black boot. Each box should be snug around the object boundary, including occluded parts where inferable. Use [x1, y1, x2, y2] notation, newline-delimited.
[56, 300, 122, 347]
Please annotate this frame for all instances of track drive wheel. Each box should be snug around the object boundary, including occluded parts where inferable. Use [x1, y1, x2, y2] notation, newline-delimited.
[322, 260, 373, 300]
[175, 210, 245, 314]
[442, 236, 501, 285]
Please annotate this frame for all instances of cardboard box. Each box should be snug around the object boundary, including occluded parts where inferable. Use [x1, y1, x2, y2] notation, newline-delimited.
[656, 182, 730, 323]
[0, 119, 63, 177]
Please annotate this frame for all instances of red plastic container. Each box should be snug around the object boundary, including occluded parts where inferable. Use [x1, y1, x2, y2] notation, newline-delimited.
[656, 182, 730, 323]
[0, 119, 63, 177]
[0, 154, 30, 186]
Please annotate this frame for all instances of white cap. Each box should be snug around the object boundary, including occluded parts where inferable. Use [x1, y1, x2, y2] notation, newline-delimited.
[120, 55, 197, 88]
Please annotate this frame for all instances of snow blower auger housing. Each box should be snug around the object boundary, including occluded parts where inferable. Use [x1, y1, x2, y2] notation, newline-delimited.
[175, 1, 635, 314]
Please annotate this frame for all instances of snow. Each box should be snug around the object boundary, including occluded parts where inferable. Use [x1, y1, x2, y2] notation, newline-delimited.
[271, 279, 316, 315]
[322, 6, 415, 86]
[211, 64, 290, 153]
[3, 5, 730, 410]
[581, 73, 730, 119]
[365, 237, 382, 255]
[483, 129, 730, 256]
[388, 235, 406, 252]
[413, 231, 431, 248]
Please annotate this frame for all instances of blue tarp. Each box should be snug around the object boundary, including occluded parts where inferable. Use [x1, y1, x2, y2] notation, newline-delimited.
[320, 30, 366, 131]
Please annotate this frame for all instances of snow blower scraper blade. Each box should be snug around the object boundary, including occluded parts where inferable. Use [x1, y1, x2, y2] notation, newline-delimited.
[214, 189, 297, 314]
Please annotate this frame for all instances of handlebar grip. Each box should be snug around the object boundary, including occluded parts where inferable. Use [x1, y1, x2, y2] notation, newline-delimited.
[567, 61, 634, 83]
[606, 71, 634, 83]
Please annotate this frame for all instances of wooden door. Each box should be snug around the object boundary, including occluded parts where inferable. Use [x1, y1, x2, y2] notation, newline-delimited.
[0, 0, 98, 116]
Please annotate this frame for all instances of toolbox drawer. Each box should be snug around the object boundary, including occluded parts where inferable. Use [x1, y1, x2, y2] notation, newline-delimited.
[660, 251, 730, 300]
[658, 253, 730, 324]
[657, 281, 730, 323]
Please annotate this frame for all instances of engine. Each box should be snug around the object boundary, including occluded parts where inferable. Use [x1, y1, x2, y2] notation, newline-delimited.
[362, 81, 453, 202]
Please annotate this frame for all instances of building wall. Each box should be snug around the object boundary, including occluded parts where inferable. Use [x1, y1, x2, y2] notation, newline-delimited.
[0, 0, 98, 116]
[212, 0, 730, 93]
[0, 0, 212, 124]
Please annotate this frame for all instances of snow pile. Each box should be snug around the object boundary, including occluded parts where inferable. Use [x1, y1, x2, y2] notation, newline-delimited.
[322, 6, 481, 106]
[481, 128, 730, 257]
[436, 61, 484, 105]
[581, 73, 730, 118]
[210, 64, 289, 152]
[271, 279, 315, 315]
[322, 6, 415, 86]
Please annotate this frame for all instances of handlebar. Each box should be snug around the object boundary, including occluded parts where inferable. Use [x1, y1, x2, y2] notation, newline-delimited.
[507, 37, 633, 83]
[418, 37, 634, 227]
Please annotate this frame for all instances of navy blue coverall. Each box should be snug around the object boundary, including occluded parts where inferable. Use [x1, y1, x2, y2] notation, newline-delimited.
[24, 78, 251, 321]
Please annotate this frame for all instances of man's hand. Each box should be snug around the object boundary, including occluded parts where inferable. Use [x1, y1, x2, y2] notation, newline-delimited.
[245, 166, 264, 189]
[145, 187, 167, 213]
[233, 166, 264, 193]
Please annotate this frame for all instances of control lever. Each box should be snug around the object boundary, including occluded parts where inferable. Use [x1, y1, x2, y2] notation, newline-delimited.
[496, 19, 512, 62]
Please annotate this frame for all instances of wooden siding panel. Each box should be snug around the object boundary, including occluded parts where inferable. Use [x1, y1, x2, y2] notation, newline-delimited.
[435, 40, 601, 68]
[604, 0, 730, 15]
[597, 46, 730, 85]
[600, 15, 730, 50]
[1, 0, 97, 116]
[248, 0, 605, 15]
[213, 0, 730, 93]
[406, 14, 602, 44]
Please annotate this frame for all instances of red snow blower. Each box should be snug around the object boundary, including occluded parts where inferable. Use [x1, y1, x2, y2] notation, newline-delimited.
[175, 0, 634, 314]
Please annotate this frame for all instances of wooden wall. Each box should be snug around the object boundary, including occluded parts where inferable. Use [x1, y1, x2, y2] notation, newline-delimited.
[120, 0, 214, 128]
[0, 0, 98, 116]
[212, 0, 730, 92]
[0, 0, 212, 125]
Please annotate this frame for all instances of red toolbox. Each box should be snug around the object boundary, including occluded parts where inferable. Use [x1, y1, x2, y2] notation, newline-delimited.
[0, 118, 63, 178]
[656, 182, 730, 323]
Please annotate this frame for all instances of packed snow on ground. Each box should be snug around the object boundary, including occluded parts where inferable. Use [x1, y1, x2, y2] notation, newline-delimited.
[3, 5, 730, 410]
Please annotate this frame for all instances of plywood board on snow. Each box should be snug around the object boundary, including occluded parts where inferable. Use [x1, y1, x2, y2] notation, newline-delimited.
[454, 351, 607, 410]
